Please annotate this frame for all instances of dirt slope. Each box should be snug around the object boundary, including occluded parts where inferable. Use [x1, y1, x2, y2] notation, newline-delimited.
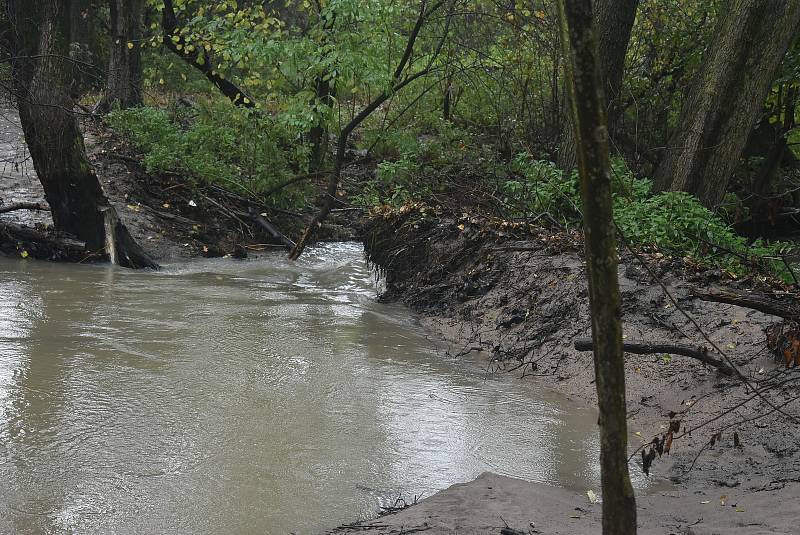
[343, 204, 800, 534]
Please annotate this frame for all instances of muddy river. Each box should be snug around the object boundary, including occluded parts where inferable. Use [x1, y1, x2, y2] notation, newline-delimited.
[0, 243, 638, 534]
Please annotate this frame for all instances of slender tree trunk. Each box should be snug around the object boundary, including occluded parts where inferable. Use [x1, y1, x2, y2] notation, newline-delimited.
[308, 76, 333, 172]
[558, 1, 637, 533]
[96, 0, 144, 112]
[654, 0, 800, 208]
[558, 0, 639, 170]
[9, 0, 157, 269]
[161, 0, 256, 108]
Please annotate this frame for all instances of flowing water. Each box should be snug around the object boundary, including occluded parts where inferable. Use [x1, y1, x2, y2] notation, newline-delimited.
[0, 243, 635, 534]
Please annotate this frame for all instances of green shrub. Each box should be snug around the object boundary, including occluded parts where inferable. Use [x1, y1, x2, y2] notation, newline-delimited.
[108, 103, 309, 208]
[509, 154, 798, 282]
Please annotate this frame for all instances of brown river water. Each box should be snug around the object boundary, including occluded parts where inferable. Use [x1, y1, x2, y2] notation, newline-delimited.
[0, 243, 646, 534]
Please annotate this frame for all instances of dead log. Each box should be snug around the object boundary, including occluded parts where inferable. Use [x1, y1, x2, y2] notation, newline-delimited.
[0, 221, 88, 261]
[574, 338, 735, 375]
[691, 287, 800, 323]
[0, 201, 49, 214]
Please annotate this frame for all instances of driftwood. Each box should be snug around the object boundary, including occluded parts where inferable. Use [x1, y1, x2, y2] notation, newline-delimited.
[691, 287, 800, 323]
[574, 338, 735, 376]
[0, 201, 49, 214]
[249, 209, 296, 251]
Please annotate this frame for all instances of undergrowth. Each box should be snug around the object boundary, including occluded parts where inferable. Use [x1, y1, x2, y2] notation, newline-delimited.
[107, 102, 309, 209]
[356, 128, 798, 283]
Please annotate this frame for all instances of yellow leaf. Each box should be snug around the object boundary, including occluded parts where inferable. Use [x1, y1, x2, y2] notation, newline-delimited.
[20, 250, 28, 258]
[127, 42, 134, 49]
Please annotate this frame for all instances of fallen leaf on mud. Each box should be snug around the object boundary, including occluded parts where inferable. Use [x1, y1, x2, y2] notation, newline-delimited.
[162, 203, 171, 208]
[569, 514, 581, 519]
[586, 490, 598, 504]
[735, 507, 745, 512]
[719, 495, 727, 506]
[700, 500, 710, 504]
[635, 431, 642, 437]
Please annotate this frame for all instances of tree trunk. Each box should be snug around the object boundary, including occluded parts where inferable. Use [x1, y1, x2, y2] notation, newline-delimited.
[558, 1, 637, 533]
[96, 0, 144, 112]
[9, 0, 158, 269]
[308, 76, 333, 172]
[558, 0, 639, 171]
[654, 0, 800, 208]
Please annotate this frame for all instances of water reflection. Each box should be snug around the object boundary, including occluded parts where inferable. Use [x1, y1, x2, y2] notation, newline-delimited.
[0, 244, 619, 534]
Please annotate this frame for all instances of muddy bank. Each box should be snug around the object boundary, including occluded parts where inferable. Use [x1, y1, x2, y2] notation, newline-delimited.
[332, 472, 799, 535]
[348, 204, 800, 533]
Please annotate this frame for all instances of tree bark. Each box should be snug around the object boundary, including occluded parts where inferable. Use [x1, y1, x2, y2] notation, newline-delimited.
[558, 1, 637, 533]
[654, 0, 800, 208]
[558, 0, 639, 171]
[9, 0, 158, 269]
[96, 0, 144, 112]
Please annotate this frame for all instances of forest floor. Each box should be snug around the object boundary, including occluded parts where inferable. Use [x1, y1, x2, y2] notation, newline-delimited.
[2, 111, 799, 533]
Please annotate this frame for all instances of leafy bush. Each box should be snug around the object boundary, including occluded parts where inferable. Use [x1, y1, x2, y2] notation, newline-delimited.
[108, 103, 309, 208]
[509, 154, 798, 281]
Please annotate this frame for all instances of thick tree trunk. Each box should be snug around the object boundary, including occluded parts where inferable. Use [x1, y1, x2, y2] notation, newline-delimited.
[9, 0, 157, 269]
[96, 0, 144, 112]
[654, 0, 800, 208]
[558, 0, 639, 170]
[558, 1, 637, 533]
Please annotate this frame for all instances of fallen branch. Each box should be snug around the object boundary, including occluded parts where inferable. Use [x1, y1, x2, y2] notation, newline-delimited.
[0, 201, 49, 214]
[574, 338, 735, 375]
[691, 286, 800, 323]
[249, 209, 296, 251]
[161, 0, 256, 108]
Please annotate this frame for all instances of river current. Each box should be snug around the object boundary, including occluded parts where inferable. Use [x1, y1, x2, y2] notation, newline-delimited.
[0, 243, 611, 534]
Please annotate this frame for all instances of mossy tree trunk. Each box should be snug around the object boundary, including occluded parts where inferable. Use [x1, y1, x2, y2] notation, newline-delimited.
[654, 0, 800, 208]
[9, 0, 157, 269]
[96, 0, 144, 113]
[558, 0, 639, 171]
[557, 1, 637, 533]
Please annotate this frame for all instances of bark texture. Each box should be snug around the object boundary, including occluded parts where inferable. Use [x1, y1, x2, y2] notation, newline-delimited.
[9, 0, 157, 269]
[558, 0, 639, 170]
[558, 0, 637, 533]
[96, 0, 144, 112]
[654, 0, 800, 207]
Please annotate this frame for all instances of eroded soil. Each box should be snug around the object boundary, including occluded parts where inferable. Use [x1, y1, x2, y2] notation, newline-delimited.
[345, 204, 800, 534]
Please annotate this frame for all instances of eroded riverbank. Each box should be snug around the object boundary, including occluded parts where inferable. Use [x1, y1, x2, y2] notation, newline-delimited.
[350, 205, 800, 534]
